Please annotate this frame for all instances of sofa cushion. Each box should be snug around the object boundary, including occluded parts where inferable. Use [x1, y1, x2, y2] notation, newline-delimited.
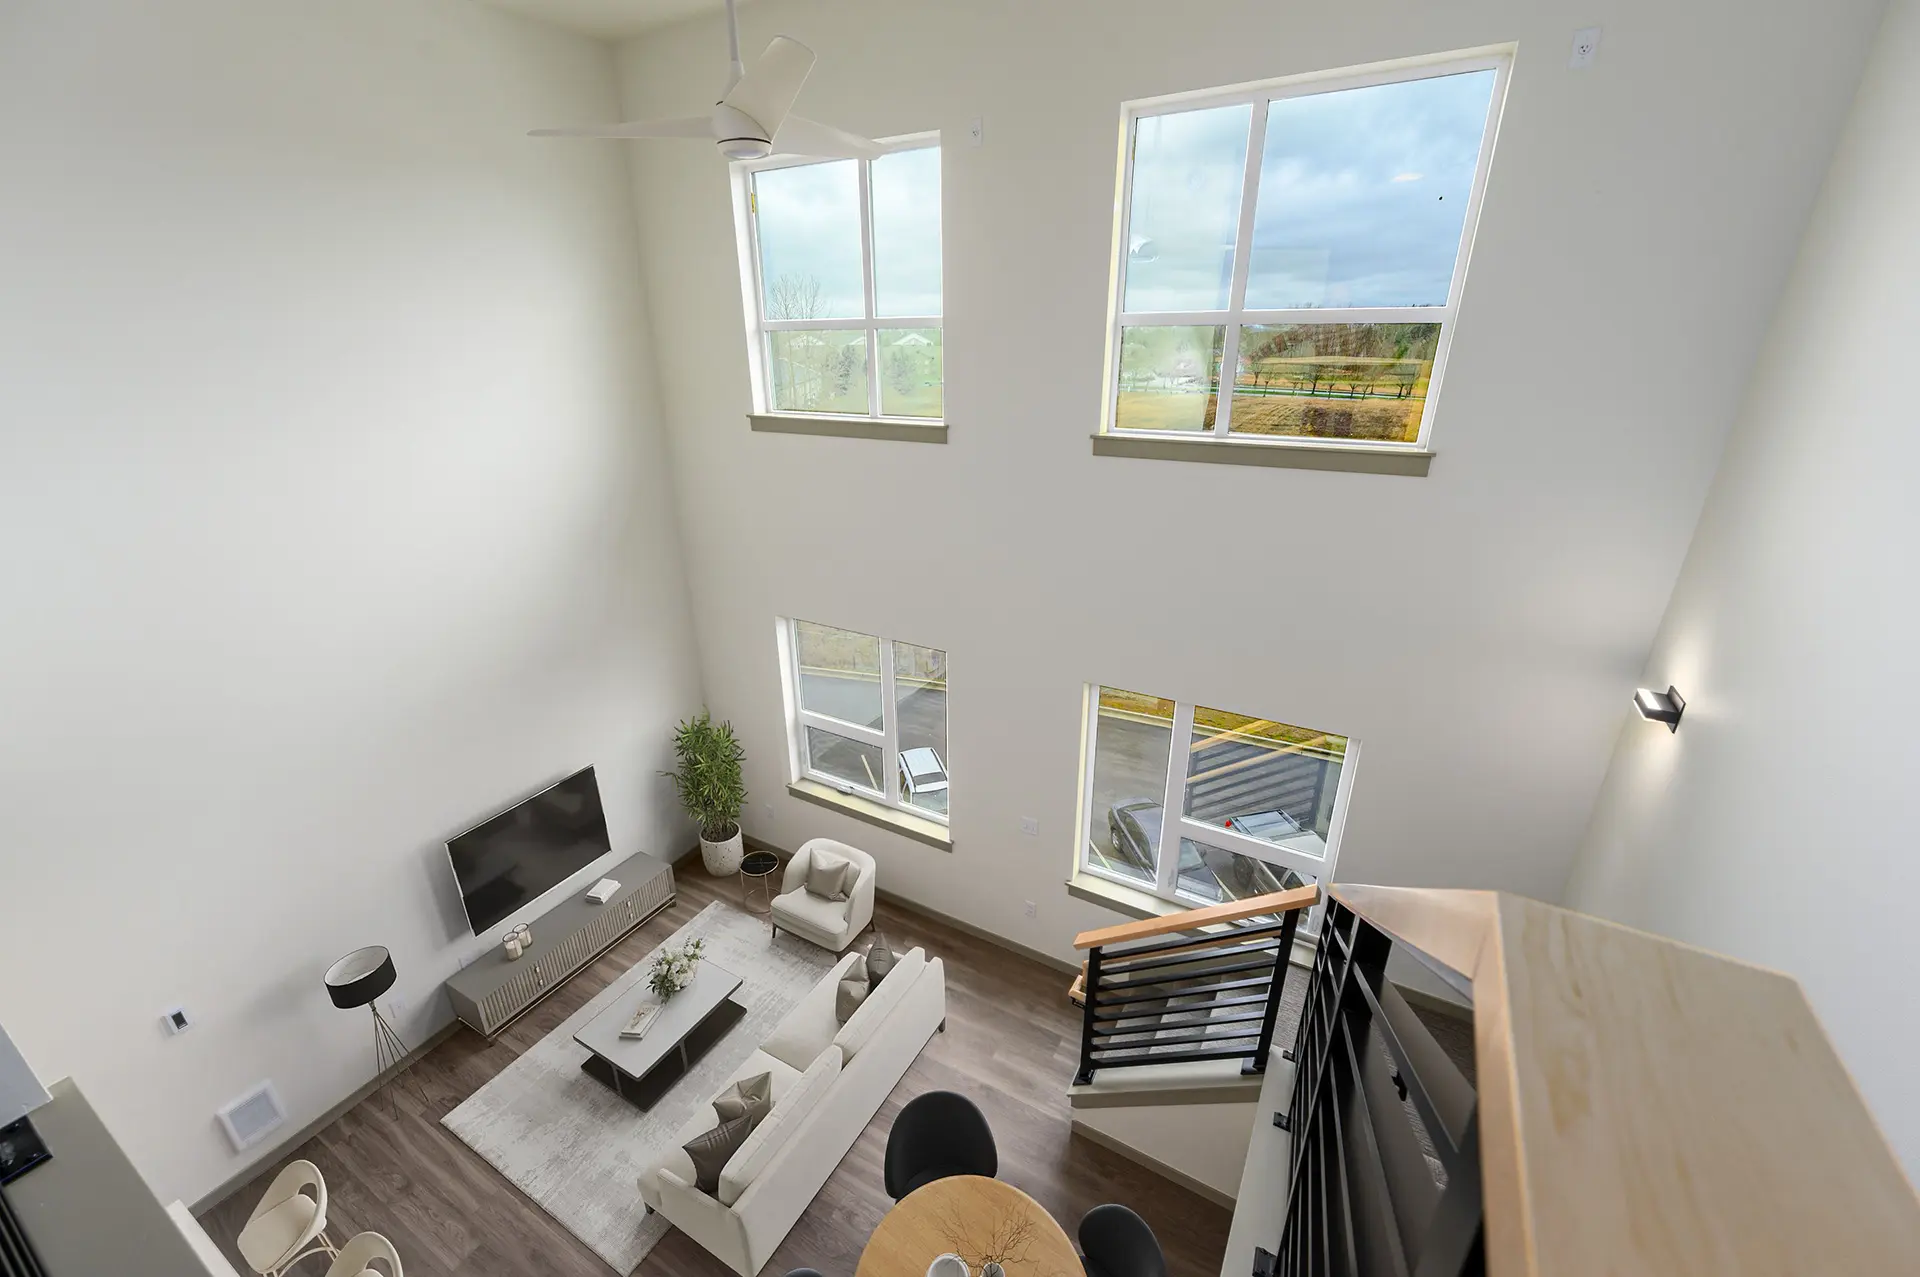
[711, 1072, 773, 1126]
[762, 951, 862, 1071]
[804, 848, 856, 901]
[683, 1115, 753, 1195]
[771, 886, 851, 939]
[639, 1049, 802, 1202]
[717, 1045, 842, 1206]
[833, 947, 926, 1060]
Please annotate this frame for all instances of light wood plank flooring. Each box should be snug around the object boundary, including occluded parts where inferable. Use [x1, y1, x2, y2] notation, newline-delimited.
[196, 868, 1234, 1277]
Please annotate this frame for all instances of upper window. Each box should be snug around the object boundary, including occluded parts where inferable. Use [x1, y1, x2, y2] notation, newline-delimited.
[1079, 687, 1355, 922]
[740, 141, 943, 421]
[1104, 55, 1506, 449]
[782, 620, 949, 822]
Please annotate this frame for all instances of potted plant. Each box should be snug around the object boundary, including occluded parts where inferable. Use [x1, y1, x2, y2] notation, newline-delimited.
[665, 710, 747, 875]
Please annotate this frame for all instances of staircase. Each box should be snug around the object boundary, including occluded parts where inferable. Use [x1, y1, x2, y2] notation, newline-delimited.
[1063, 886, 1316, 1207]
[1066, 884, 1920, 1276]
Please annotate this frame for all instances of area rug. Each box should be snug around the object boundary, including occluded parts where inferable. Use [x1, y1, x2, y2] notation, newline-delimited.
[441, 901, 838, 1274]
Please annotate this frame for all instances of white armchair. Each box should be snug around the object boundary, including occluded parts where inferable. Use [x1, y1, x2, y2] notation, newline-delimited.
[769, 838, 875, 952]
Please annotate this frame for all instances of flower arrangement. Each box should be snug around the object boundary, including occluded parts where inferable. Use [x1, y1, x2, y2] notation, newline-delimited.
[649, 938, 704, 1000]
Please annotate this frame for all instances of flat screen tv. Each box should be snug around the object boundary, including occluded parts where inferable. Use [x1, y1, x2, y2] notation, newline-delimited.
[447, 765, 611, 935]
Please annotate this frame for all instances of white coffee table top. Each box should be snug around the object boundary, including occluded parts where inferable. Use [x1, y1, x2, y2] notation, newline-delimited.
[574, 961, 743, 1073]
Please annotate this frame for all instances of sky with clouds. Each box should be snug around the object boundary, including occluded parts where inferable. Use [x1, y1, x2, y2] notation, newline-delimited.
[1126, 68, 1497, 312]
[753, 146, 942, 320]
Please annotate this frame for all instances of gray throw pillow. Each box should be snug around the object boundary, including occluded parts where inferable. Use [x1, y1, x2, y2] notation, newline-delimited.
[804, 848, 855, 902]
[866, 940, 895, 993]
[711, 1072, 773, 1127]
[682, 1115, 752, 1195]
[836, 977, 869, 1024]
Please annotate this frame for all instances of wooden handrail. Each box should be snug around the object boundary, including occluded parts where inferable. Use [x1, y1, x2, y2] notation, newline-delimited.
[1326, 884, 1920, 1276]
[1072, 883, 1318, 950]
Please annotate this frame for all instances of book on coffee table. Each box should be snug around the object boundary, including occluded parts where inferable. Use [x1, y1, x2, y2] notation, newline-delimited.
[619, 1004, 661, 1040]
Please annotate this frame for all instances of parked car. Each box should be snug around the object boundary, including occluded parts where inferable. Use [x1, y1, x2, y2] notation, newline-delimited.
[1106, 799, 1308, 903]
[898, 747, 948, 805]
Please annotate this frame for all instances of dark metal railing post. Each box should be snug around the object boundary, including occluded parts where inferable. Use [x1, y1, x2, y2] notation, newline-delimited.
[1243, 907, 1299, 1076]
[1074, 944, 1104, 1086]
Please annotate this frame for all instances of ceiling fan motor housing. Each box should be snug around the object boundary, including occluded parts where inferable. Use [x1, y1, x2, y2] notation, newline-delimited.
[712, 103, 772, 160]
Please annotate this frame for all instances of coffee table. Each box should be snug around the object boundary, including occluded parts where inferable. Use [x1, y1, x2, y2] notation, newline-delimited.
[574, 961, 745, 1110]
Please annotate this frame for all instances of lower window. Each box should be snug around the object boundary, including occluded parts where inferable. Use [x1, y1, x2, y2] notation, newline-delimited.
[782, 619, 949, 822]
[1080, 686, 1352, 921]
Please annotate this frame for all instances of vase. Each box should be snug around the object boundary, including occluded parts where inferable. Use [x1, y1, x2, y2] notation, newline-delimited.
[700, 823, 745, 875]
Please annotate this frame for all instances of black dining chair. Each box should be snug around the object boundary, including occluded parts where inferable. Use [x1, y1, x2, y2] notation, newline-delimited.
[883, 1091, 998, 1200]
[781, 1270, 826, 1277]
[1078, 1204, 1168, 1277]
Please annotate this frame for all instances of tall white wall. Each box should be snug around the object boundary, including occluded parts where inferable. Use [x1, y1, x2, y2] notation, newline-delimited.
[0, 0, 699, 1203]
[1566, 0, 1920, 1180]
[614, 0, 1882, 959]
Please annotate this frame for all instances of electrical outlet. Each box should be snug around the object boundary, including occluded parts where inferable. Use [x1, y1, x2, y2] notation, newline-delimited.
[1024, 900, 1037, 919]
[162, 1007, 191, 1036]
[968, 117, 984, 146]
[1019, 817, 1039, 837]
[1569, 26, 1601, 68]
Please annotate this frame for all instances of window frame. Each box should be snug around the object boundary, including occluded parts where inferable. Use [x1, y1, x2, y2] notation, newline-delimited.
[780, 618, 949, 826]
[1100, 49, 1511, 453]
[1076, 686, 1359, 927]
[734, 134, 943, 424]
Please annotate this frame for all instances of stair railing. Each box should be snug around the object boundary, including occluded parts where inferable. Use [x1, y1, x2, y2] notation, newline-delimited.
[1070, 884, 1318, 1086]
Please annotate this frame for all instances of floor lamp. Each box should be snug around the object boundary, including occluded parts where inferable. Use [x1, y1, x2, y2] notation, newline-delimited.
[324, 946, 426, 1117]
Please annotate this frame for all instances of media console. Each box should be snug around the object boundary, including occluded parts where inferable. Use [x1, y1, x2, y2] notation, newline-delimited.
[444, 851, 675, 1037]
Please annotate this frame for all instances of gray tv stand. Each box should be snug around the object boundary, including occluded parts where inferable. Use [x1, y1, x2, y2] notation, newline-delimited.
[444, 851, 675, 1037]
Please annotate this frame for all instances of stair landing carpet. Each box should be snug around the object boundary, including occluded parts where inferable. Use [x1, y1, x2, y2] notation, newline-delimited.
[441, 901, 838, 1274]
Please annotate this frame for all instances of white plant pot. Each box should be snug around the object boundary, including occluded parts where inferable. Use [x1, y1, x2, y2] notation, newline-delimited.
[700, 825, 745, 875]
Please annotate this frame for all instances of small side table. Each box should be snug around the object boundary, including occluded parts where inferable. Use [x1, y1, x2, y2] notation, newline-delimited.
[739, 850, 781, 916]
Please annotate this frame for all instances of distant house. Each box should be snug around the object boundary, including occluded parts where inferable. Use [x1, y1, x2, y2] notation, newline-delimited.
[891, 332, 934, 347]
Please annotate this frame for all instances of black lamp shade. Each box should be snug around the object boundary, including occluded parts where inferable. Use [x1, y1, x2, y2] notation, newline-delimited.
[325, 946, 396, 1010]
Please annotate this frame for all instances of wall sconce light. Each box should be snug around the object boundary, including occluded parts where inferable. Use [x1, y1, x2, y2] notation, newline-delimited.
[1634, 686, 1685, 731]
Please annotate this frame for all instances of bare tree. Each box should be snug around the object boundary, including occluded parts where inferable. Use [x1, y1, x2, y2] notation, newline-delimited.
[767, 273, 823, 321]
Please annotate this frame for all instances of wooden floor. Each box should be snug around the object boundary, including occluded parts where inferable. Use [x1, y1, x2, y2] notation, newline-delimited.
[197, 868, 1233, 1277]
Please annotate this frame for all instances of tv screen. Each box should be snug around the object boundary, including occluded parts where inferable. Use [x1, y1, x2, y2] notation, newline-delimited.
[447, 765, 611, 935]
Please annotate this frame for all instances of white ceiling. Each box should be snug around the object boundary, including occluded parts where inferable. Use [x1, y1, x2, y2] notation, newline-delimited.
[474, 0, 734, 40]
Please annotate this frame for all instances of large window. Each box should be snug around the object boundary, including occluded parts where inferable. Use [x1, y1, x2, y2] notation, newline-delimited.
[1079, 687, 1354, 919]
[740, 141, 943, 421]
[783, 620, 949, 821]
[1103, 55, 1506, 450]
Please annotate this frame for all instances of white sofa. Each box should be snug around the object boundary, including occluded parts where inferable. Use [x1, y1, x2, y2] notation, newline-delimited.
[769, 838, 876, 953]
[638, 945, 946, 1276]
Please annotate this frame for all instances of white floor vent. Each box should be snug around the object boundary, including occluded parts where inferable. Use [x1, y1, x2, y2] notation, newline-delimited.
[217, 1081, 286, 1152]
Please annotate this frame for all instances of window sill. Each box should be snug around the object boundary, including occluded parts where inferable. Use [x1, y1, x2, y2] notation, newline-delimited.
[750, 414, 947, 444]
[1091, 432, 1432, 476]
[786, 780, 953, 850]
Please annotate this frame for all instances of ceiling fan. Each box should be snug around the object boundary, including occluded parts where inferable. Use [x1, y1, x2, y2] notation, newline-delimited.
[529, 0, 878, 162]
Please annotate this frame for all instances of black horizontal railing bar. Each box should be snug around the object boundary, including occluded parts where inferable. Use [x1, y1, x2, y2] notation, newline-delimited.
[1098, 954, 1279, 992]
[1091, 990, 1274, 1022]
[1091, 973, 1275, 1009]
[1099, 938, 1283, 978]
[1101, 918, 1298, 962]
[1088, 1045, 1260, 1069]
[1092, 1027, 1264, 1055]
[1339, 1017, 1414, 1277]
[1329, 1051, 1362, 1277]
[1090, 1009, 1271, 1038]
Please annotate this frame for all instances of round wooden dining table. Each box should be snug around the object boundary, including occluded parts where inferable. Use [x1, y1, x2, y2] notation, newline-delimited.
[856, 1176, 1082, 1277]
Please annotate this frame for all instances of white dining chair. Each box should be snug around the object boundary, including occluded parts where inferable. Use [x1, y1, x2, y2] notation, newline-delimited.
[234, 1160, 338, 1276]
[322, 1232, 403, 1277]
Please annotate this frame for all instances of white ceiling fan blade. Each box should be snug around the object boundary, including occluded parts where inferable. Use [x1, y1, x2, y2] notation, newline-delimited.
[771, 115, 882, 161]
[721, 36, 815, 136]
[528, 114, 712, 140]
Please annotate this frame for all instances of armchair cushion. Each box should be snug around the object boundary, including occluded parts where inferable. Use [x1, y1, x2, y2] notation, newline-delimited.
[803, 849, 855, 901]
[771, 887, 851, 936]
